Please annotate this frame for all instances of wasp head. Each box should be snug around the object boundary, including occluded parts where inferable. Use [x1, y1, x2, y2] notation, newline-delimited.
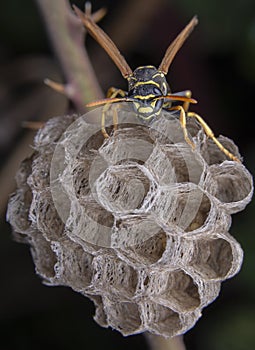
[127, 66, 169, 123]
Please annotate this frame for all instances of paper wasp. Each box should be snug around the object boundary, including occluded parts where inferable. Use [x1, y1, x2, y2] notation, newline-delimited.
[73, 4, 240, 162]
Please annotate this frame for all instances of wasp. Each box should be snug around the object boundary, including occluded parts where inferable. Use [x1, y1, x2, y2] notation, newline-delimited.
[73, 4, 240, 162]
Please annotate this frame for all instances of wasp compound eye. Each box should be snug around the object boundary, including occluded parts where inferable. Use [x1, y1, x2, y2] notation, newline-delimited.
[152, 87, 162, 96]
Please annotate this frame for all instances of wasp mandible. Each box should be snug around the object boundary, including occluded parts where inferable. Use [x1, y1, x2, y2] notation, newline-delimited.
[73, 4, 240, 162]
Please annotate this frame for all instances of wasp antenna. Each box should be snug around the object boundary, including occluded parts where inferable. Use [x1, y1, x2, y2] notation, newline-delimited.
[73, 5, 133, 79]
[86, 97, 133, 107]
[158, 16, 198, 75]
[161, 94, 197, 104]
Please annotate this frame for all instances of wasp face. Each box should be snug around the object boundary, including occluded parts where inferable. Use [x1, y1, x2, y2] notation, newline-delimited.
[127, 66, 169, 122]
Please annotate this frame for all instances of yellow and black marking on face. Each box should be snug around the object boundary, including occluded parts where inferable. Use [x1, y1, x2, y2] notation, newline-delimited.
[127, 66, 170, 122]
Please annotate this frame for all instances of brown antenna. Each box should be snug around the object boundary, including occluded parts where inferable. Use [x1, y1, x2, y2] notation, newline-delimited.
[73, 5, 133, 79]
[158, 16, 198, 75]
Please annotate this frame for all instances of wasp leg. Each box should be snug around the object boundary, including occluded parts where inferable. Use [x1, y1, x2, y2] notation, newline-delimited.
[106, 87, 126, 98]
[101, 108, 110, 138]
[112, 106, 119, 133]
[182, 90, 192, 112]
[102, 87, 127, 137]
[187, 111, 241, 162]
[169, 105, 195, 149]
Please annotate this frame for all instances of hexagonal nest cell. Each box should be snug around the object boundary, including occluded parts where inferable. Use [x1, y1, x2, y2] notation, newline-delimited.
[7, 107, 253, 337]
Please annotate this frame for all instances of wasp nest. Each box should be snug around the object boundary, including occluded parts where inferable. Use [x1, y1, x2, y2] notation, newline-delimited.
[7, 105, 253, 337]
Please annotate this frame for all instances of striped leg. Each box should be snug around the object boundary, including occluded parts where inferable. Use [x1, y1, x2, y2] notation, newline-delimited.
[170, 105, 195, 149]
[102, 87, 126, 138]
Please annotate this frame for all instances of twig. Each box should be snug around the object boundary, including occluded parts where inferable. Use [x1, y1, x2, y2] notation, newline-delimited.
[0, 84, 67, 217]
[145, 334, 186, 350]
[36, 0, 104, 112]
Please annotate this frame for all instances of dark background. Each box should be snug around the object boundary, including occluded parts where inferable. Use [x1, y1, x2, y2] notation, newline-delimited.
[0, 0, 254, 349]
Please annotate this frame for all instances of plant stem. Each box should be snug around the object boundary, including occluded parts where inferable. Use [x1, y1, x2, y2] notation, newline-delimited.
[145, 334, 187, 350]
[36, 0, 104, 112]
